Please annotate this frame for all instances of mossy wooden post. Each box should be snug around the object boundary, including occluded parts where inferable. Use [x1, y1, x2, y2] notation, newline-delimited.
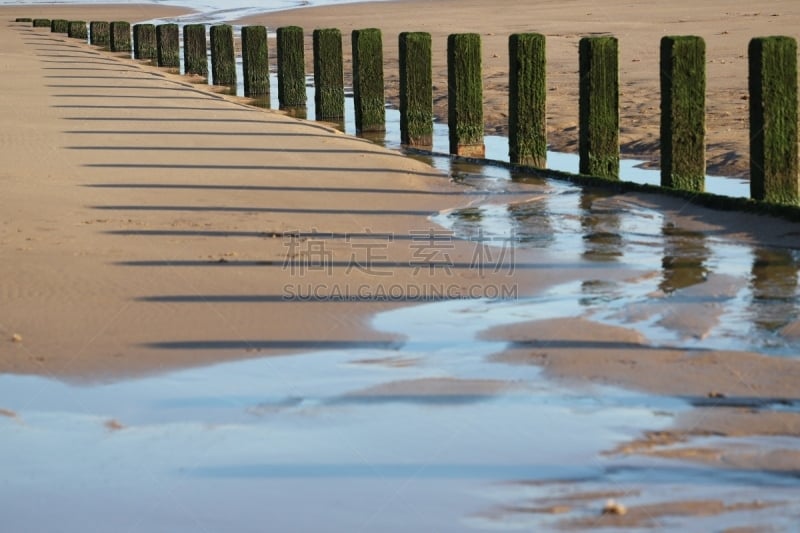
[16, 18, 33, 23]
[448, 33, 485, 157]
[133, 24, 156, 61]
[110, 21, 131, 53]
[241, 25, 270, 99]
[32, 19, 50, 28]
[210, 24, 236, 87]
[156, 23, 180, 68]
[276, 26, 306, 109]
[749, 36, 799, 204]
[660, 36, 706, 191]
[352, 28, 385, 133]
[51, 19, 69, 34]
[68, 21, 87, 40]
[313, 28, 345, 121]
[399, 32, 433, 146]
[579, 36, 619, 178]
[509, 33, 546, 168]
[90, 21, 109, 48]
[183, 24, 208, 78]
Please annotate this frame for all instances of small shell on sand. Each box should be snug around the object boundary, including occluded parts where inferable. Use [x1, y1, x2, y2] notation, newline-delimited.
[11, 333, 22, 343]
[602, 499, 627, 516]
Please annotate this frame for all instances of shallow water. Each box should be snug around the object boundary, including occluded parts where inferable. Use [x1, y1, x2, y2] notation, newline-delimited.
[2, 296, 799, 530]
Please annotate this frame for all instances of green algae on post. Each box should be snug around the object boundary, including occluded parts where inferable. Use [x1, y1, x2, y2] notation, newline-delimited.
[68, 21, 87, 40]
[447, 33, 485, 157]
[352, 28, 385, 133]
[313, 28, 345, 121]
[241, 26, 270, 99]
[133, 24, 156, 61]
[579, 36, 619, 179]
[399, 32, 433, 146]
[16, 18, 32, 23]
[210, 24, 236, 87]
[276, 26, 306, 109]
[660, 36, 706, 192]
[110, 21, 131, 53]
[51, 19, 69, 34]
[90, 21, 109, 48]
[509, 33, 546, 168]
[183, 24, 208, 78]
[32, 19, 49, 28]
[156, 23, 180, 69]
[749, 36, 799, 204]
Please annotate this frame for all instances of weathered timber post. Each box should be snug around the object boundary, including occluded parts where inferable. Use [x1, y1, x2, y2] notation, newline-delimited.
[660, 36, 706, 191]
[183, 24, 208, 78]
[51, 19, 69, 33]
[509, 33, 547, 167]
[352, 28, 385, 133]
[399, 32, 433, 146]
[313, 28, 345, 121]
[90, 21, 109, 48]
[276, 26, 306, 109]
[16, 18, 33, 23]
[749, 36, 799, 204]
[579, 36, 619, 178]
[32, 19, 50, 28]
[156, 23, 180, 68]
[241, 25, 270, 99]
[210, 24, 236, 87]
[447, 33, 485, 157]
[110, 21, 131, 53]
[68, 21, 87, 40]
[133, 24, 156, 61]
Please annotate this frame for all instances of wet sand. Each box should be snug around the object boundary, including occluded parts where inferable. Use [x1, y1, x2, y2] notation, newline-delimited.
[246, 0, 800, 179]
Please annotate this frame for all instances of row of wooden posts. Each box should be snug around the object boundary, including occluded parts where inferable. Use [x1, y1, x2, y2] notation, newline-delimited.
[17, 17, 800, 206]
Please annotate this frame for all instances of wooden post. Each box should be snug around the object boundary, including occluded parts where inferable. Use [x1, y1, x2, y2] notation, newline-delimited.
[133, 24, 156, 61]
[156, 23, 180, 69]
[210, 24, 236, 87]
[16, 18, 33, 23]
[749, 36, 799, 204]
[276, 26, 306, 109]
[352, 28, 385, 133]
[110, 21, 131, 53]
[32, 19, 50, 28]
[509, 33, 547, 168]
[660, 36, 706, 191]
[399, 32, 433, 146]
[447, 33, 485, 157]
[183, 24, 208, 78]
[90, 21, 109, 48]
[313, 28, 345, 121]
[579, 36, 619, 178]
[68, 21, 87, 40]
[51, 20, 69, 34]
[242, 25, 270, 99]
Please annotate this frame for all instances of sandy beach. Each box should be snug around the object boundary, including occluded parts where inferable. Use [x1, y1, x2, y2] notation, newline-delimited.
[2, 2, 800, 531]
[248, 0, 800, 178]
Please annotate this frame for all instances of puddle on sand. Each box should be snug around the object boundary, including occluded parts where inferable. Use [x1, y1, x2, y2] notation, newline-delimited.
[3, 293, 800, 530]
[1, 294, 688, 532]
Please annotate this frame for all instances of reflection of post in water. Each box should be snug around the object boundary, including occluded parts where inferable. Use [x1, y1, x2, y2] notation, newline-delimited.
[580, 189, 623, 261]
[659, 223, 710, 293]
[506, 192, 552, 248]
[749, 248, 799, 331]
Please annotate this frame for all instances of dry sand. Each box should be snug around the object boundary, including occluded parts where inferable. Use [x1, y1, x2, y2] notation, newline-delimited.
[246, 0, 800, 178]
